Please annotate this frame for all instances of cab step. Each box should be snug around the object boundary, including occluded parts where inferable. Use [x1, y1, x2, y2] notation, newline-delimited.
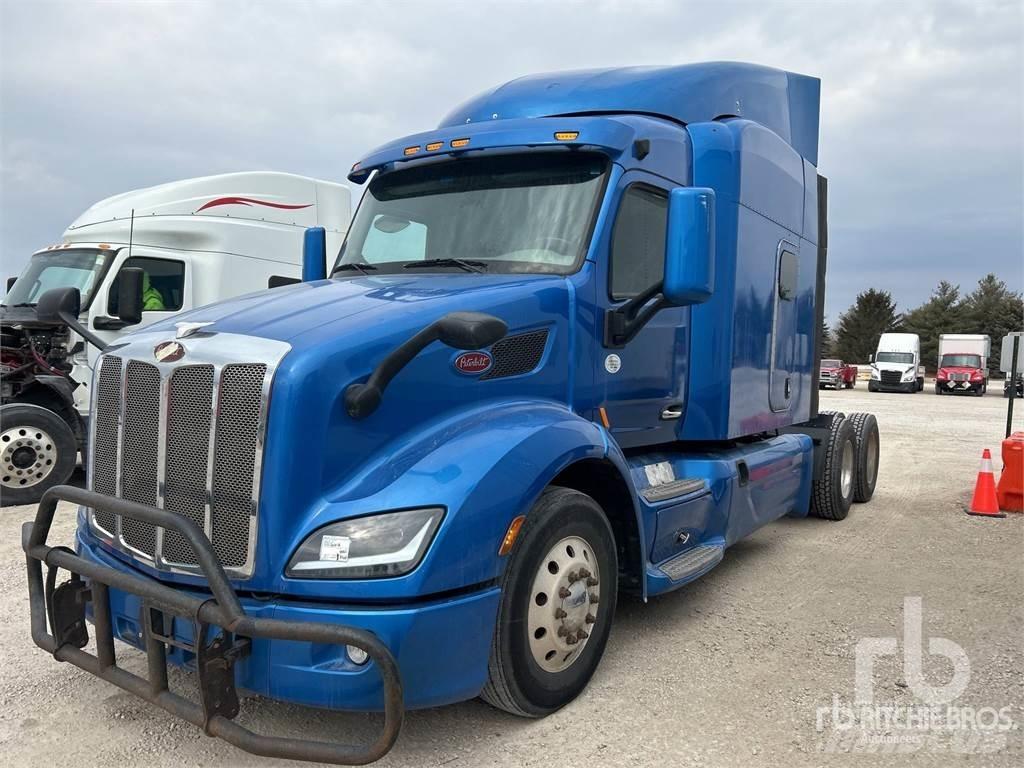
[657, 542, 724, 583]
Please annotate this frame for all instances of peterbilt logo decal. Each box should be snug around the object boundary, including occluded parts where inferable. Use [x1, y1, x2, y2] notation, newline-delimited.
[453, 351, 492, 375]
[154, 340, 186, 363]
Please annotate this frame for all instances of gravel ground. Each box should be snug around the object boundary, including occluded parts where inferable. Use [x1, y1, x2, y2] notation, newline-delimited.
[1, 386, 1021, 767]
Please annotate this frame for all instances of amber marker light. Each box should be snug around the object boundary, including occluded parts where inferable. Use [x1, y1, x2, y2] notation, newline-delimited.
[403, 146, 421, 156]
[598, 406, 611, 428]
[554, 131, 579, 141]
[498, 515, 527, 556]
[425, 141, 444, 151]
[450, 138, 471, 148]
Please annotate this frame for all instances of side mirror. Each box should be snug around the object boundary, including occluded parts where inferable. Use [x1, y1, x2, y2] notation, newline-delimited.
[117, 267, 144, 325]
[36, 287, 81, 324]
[663, 187, 715, 306]
[869, 354, 874, 363]
[302, 227, 327, 282]
[6, 276, 16, 293]
[36, 286, 107, 351]
[436, 312, 508, 350]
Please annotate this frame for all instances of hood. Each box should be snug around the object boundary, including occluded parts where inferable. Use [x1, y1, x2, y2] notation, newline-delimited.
[136, 273, 575, 591]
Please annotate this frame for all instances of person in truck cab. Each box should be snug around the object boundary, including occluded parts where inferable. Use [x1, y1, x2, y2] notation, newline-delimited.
[141, 271, 166, 311]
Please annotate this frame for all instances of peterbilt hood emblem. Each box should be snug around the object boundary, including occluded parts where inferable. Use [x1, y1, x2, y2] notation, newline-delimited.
[453, 351, 492, 375]
[175, 321, 214, 338]
[154, 340, 186, 363]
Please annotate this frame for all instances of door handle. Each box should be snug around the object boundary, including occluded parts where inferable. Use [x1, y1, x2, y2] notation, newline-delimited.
[660, 403, 683, 420]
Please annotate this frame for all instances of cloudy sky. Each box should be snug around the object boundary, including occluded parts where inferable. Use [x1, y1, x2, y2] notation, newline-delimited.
[1, 0, 1021, 319]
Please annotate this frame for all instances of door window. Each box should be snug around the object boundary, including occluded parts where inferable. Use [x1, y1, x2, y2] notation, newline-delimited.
[609, 185, 668, 299]
[108, 257, 185, 314]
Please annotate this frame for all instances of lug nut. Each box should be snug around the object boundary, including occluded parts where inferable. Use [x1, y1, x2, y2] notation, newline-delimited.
[554, 608, 567, 620]
[567, 570, 579, 583]
[565, 633, 578, 645]
[579, 568, 591, 579]
[585, 613, 596, 624]
[576, 629, 589, 640]
[558, 587, 571, 599]
[557, 625, 569, 637]
[589, 593, 599, 604]
[586, 577, 598, 587]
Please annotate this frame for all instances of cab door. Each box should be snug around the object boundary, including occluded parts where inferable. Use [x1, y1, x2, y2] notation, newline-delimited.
[86, 253, 190, 363]
[597, 174, 687, 449]
[769, 242, 799, 411]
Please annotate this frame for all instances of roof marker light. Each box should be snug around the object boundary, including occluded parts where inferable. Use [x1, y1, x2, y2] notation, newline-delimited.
[425, 141, 444, 152]
[403, 146, 420, 156]
[450, 138, 470, 148]
[554, 131, 580, 141]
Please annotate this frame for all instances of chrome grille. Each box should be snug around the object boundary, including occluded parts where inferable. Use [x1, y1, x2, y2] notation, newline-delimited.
[162, 365, 215, 565]
[91, 356, 122, 535]
[211, 364, 266, 567]
[120, 361, 161, 554]
[950, 372, 969, 382]
[87, 334, 285, 577]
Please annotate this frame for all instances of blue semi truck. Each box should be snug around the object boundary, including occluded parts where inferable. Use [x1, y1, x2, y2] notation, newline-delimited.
[24, 62, 880, 763]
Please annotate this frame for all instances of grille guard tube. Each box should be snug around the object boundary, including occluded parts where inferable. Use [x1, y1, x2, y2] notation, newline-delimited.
[22, 485, 404, 765]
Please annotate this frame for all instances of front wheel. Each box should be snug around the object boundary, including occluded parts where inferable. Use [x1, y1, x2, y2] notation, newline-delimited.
[1, 403, 78, 506]
[481, 486, 617, 717]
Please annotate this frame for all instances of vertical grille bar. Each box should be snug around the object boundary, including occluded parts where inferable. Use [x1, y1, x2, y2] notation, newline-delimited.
[161, 365, 215, 565]
[119, 360, 161, 555]
[90, 356, 122, 535]
[210, 364, 266, 567]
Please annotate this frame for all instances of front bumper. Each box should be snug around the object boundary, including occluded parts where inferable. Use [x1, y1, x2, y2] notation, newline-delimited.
[938, 379, 983, 394]
[22, 487, 494, 765]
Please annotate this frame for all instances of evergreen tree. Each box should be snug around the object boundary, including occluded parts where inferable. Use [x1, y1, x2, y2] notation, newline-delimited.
[820, 317, 834, 358]
[834, 289, 901, 363]
[959, 274, 1024, 374]
[902, 281, 962, 371]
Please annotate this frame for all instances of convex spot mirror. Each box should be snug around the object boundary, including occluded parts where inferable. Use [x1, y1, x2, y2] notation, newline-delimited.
[663, 187, 715, 306]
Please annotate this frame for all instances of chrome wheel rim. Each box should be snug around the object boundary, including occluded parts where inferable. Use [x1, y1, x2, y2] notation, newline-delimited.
[527, 535, 600, 673]
[840, 439, 854, 499]
[1, 425, 58, 489]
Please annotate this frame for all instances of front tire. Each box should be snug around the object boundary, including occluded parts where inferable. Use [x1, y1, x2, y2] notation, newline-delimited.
[481, 486, 617, 717]
[810, 413, 856, 521]
[1, 404, 77, 506]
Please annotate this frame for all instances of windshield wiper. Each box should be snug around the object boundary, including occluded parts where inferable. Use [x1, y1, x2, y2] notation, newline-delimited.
[403, 258, 488, 273]
[332, 262, 378, 276]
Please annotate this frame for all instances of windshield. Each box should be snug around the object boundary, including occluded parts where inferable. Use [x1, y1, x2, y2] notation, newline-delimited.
[821, 359, 842, 367]
[334, 152, 608, 275]
[941, 354, 981, 368]
[3, 248, 113, 308]
[876, 352, 915, 364]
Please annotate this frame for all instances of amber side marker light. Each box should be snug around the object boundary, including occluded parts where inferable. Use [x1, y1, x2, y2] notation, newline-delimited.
[450, 138, 471, 148]
[425, 141, 444, 151]
[554, 131, 579, 141]
[498, 515, 527, 556]
[403, 146, 421, 156]
[598, 406, 611, 429]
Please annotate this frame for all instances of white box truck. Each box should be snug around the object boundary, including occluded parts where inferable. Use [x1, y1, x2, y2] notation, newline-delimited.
[1, 172, 350, 503]
[936, 333, 991, 396]
[869, 332, 924, 393]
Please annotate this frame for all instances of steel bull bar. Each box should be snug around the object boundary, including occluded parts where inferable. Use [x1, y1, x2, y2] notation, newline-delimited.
[22, 486, 404, 765]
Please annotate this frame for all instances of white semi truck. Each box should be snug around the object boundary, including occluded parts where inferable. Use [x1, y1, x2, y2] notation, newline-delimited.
[1, 172, 350, 504]
[869, 332, 925, 393]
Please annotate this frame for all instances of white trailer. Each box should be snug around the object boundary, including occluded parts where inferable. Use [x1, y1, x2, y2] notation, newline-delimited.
[1, 172, 350, 503]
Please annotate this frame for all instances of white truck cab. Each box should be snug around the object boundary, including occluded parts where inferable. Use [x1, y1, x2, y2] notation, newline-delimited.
[1, 172, 350, 504]
[869, 332, 924, 393]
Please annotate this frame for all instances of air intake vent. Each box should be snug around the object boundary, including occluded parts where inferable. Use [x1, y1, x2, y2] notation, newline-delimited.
[481, 329, 549, 380]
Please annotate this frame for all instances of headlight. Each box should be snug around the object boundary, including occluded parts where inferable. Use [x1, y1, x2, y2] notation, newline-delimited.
[902, 369, 915, 381]
[870, 367, 879, 379]
[286, 507, 444, 579]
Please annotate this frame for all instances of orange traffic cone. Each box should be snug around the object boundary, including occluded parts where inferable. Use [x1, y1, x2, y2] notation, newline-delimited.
[967, 449, 1006, 518]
